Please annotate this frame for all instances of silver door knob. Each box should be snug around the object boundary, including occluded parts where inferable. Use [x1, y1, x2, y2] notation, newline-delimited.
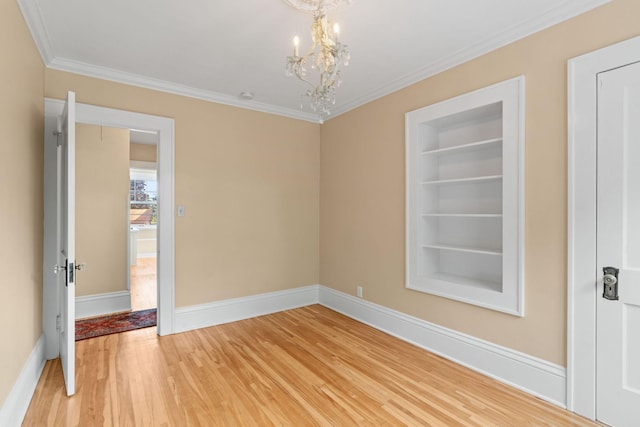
[603, 274, 617, 286]
[53, 264, 66, 274]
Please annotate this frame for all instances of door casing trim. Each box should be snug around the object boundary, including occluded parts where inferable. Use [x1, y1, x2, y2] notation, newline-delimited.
[43, 99, 175, 358]
[567, 35, 640, 419]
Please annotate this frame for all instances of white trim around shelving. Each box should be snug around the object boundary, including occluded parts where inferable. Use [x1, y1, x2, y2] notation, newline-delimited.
[75, 291, 132, 319]
[406, 75, 525, 317]
[0, 335, 46, 427]
[318, 286, 566, 407]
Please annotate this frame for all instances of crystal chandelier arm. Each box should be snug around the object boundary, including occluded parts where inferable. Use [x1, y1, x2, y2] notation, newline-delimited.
[286, 56, 316, 89]
[302, 43, 318, 61]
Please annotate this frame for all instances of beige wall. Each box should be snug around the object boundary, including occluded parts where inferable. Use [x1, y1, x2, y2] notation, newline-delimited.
[130, 142, 157, 162]
[76, 124, 130, 297]
[45, 70, 321, 307]
[0, 0, 44, 408]
[320, 0, 640, 366]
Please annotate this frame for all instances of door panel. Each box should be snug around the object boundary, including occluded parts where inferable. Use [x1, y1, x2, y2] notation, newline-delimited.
[625, 305, 640, 392]
[597, 62, 640, 426]
[58, 91, 76, 396]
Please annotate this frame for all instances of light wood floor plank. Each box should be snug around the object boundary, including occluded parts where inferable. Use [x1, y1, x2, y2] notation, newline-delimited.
[130, 257, 156, 312]
[23, 305, 597, 426]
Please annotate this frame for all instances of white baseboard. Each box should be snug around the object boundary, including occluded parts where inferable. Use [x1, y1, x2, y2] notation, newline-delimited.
[0, 335, 46, 427]
[75, 290, 132, 319]
[174, 285, 320, 333]
[137, 252, 156, 259]
[318, 286, 567, 408]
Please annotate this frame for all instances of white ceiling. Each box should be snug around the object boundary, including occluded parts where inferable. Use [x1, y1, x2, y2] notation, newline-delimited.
[20, 0, 609, 122]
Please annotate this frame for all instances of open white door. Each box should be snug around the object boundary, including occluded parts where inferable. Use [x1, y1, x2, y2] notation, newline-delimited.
[43, 98, 175, 357]
[56, 91, 76, 396]
[596, 62, 640, 425]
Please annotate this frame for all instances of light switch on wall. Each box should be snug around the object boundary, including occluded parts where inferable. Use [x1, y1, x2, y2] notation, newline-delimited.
[177, 205, 185, 217]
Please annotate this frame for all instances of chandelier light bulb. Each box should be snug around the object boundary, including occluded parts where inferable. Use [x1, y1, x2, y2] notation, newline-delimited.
[293, 35, 300, 56]
[333, 23, 340, 36]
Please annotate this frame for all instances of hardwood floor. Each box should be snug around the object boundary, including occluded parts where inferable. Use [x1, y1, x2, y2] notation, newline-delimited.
[23, 305, 596, 426]
[130, 257, 156, 312]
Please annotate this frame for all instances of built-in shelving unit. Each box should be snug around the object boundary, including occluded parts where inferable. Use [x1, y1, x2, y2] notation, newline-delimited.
[405, 76, 524, 316]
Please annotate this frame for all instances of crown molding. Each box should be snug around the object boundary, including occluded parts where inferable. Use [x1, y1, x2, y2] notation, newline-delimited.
[19, 0, 609, 123]
[16, 0, 322, 123]
[16, 0, 54, 63]
[329, 0, 612, 118]
[47, 58, 323, 123]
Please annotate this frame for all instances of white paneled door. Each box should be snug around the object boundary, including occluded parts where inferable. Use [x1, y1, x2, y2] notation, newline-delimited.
[597, 62, 640, 426]
[57, 91, 76, 396]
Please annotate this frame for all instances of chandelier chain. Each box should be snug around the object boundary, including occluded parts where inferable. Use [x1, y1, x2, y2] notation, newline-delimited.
[283, 0, 350, 14]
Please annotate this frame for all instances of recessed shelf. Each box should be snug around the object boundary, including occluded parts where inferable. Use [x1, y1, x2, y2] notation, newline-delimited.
[406, 76, 524, 316]
[421, 137, 502, 155]
[421, 175, 503, 185]
[421, 243, 502, 256]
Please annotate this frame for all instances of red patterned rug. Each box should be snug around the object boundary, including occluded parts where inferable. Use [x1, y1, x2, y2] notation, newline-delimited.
[75, 309, 157, 341]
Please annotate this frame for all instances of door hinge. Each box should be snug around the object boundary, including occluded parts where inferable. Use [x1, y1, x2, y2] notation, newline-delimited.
[56, 314, 61, 331]
[54, 131, 63, 147]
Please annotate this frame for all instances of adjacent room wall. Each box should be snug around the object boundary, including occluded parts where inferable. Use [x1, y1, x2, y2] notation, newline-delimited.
[76, 124, 130, 297]
[130, 142, 157, 163]
[0, 0, 44, 409]
[320, 0, 640, 366]
[45, 71, 321, 307]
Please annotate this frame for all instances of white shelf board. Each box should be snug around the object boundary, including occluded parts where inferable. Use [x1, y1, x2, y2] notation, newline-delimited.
[421, 137, 502, 155]
[426, 272, 502, 293]
[421, 213, 503, 218]
[420, 175, 503, 185]
[421, 243, 502, 256]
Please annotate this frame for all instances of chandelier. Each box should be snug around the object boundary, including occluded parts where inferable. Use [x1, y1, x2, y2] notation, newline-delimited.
[284, 0, 351, 115]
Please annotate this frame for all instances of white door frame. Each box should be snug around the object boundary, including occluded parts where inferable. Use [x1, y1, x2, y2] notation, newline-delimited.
[567, 35, 640, 419]
[43, 99, 175, 359]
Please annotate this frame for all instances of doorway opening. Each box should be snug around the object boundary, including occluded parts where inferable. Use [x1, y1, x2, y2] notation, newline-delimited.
[72, 124, 161, 323]
[43, 98, 175, 361]
[129, 140, 158, 313]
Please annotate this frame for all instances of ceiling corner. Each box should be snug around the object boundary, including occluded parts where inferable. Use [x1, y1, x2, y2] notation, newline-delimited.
[17, 0, 54, 65]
